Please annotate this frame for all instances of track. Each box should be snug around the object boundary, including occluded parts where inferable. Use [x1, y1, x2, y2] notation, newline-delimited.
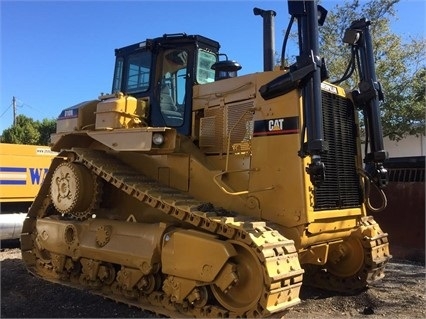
[302, 216, 391, 293]
[21, 148, 304, 318]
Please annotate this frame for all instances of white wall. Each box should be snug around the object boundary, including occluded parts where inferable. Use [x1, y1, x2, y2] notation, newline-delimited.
[384, 134, 425, 158]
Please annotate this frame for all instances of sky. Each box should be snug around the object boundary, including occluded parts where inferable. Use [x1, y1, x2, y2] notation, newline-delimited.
[1, 0, 425, 133]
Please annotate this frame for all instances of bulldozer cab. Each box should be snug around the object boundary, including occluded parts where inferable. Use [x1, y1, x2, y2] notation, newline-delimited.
[111, 34, 220, 135]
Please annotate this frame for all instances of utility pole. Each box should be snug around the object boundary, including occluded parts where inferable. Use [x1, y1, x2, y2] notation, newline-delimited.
[12, 96, 17, 126]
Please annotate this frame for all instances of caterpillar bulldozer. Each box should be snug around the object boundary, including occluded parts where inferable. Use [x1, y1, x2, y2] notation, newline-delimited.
[21, 1, 391, 317]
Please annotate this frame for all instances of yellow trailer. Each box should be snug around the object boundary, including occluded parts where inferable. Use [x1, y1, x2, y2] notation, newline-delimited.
[0, 143, 57, 239]
[0, 143, 57, 202]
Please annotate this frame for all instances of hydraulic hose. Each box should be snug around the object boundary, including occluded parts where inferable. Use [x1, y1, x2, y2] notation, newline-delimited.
[358, 169, 388, 212]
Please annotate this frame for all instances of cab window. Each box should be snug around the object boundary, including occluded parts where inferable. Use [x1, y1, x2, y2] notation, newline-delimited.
[126, 51, 151, 93]
[196, 49, 217, 84]
[112, 58, 123, 93]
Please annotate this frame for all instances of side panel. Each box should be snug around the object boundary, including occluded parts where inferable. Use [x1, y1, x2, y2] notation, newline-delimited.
[249, 89, 308, 227]
[118, 152, 190, 192]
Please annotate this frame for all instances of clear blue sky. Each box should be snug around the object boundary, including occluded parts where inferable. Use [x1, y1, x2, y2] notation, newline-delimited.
[1, 0, 425, 132]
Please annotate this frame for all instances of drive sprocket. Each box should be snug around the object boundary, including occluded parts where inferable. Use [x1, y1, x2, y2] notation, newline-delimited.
[50, 161, 101, 220]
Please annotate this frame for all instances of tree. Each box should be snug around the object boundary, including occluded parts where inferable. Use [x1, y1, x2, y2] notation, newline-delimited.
[318, 0, 425, 140]
[38, 118, 57, 145]
[1, 115, 56, 145]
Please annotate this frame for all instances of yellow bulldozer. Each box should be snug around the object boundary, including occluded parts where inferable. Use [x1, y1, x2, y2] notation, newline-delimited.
[21, 1, 391, 317]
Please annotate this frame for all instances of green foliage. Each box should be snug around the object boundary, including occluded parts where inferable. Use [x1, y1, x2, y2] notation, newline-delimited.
[319, 0, 425, 140]
[1, 115, 56, 146]
[38, 118, 57, 145]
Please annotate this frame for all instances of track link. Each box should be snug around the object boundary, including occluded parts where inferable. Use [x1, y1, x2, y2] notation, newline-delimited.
[21, 148, 304, 318]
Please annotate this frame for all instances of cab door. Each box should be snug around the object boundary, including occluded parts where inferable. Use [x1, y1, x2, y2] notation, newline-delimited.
[152, 48, 193, 135]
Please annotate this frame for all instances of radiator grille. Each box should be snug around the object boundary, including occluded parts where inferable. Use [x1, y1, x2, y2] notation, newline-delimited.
[314, 92, 363, 210]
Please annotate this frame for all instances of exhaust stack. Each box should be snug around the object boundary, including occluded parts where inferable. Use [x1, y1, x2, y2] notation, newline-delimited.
[253, 7, 276, 71]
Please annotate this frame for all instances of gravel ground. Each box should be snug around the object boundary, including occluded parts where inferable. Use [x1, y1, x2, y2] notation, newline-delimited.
[1, 240, 425, 318]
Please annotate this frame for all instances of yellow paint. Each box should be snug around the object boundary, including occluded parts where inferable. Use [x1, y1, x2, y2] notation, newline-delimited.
[0, 143, 57, 202]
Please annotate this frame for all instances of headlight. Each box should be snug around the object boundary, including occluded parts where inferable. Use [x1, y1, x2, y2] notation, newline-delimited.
[152, 132, 165, 146]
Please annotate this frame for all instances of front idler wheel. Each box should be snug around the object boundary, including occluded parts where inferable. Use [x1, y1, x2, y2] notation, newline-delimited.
[210, 241, 264, 314]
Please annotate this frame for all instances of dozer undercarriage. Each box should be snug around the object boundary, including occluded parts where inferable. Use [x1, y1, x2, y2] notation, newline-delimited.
[21, 148, 390, 318]
[22, 148, 305, 317]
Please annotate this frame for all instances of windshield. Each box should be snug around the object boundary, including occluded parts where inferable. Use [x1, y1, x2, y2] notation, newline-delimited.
[196, 49, 217, 84]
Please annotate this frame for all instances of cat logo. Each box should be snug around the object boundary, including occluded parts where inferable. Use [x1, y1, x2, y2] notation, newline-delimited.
[253, 116, 299, 137]
[268, 119, 285, 131]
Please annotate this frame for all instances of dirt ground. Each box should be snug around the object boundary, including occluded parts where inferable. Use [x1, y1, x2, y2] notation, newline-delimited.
[1, 240, 425, 318]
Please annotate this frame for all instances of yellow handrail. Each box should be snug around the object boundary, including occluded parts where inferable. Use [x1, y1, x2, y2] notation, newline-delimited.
[213, 169, 274, 196]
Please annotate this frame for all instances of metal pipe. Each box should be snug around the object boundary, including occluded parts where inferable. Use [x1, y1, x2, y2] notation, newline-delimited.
[350, 19, 386, 158]
[0, 213, 27, 240]
[253, 7, 277, 71]
[296, 0, 325, 155]
[286, 0, 327, 185]
[343, 18, 389, 188]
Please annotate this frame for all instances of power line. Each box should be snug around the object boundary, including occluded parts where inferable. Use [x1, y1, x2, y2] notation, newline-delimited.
[0, 103, 13, 119]
[1, 96, 47, 122]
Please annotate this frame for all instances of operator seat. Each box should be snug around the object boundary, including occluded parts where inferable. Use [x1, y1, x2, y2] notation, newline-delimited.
[160, 83, 177, 112]
[160, 83, 183, 125]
